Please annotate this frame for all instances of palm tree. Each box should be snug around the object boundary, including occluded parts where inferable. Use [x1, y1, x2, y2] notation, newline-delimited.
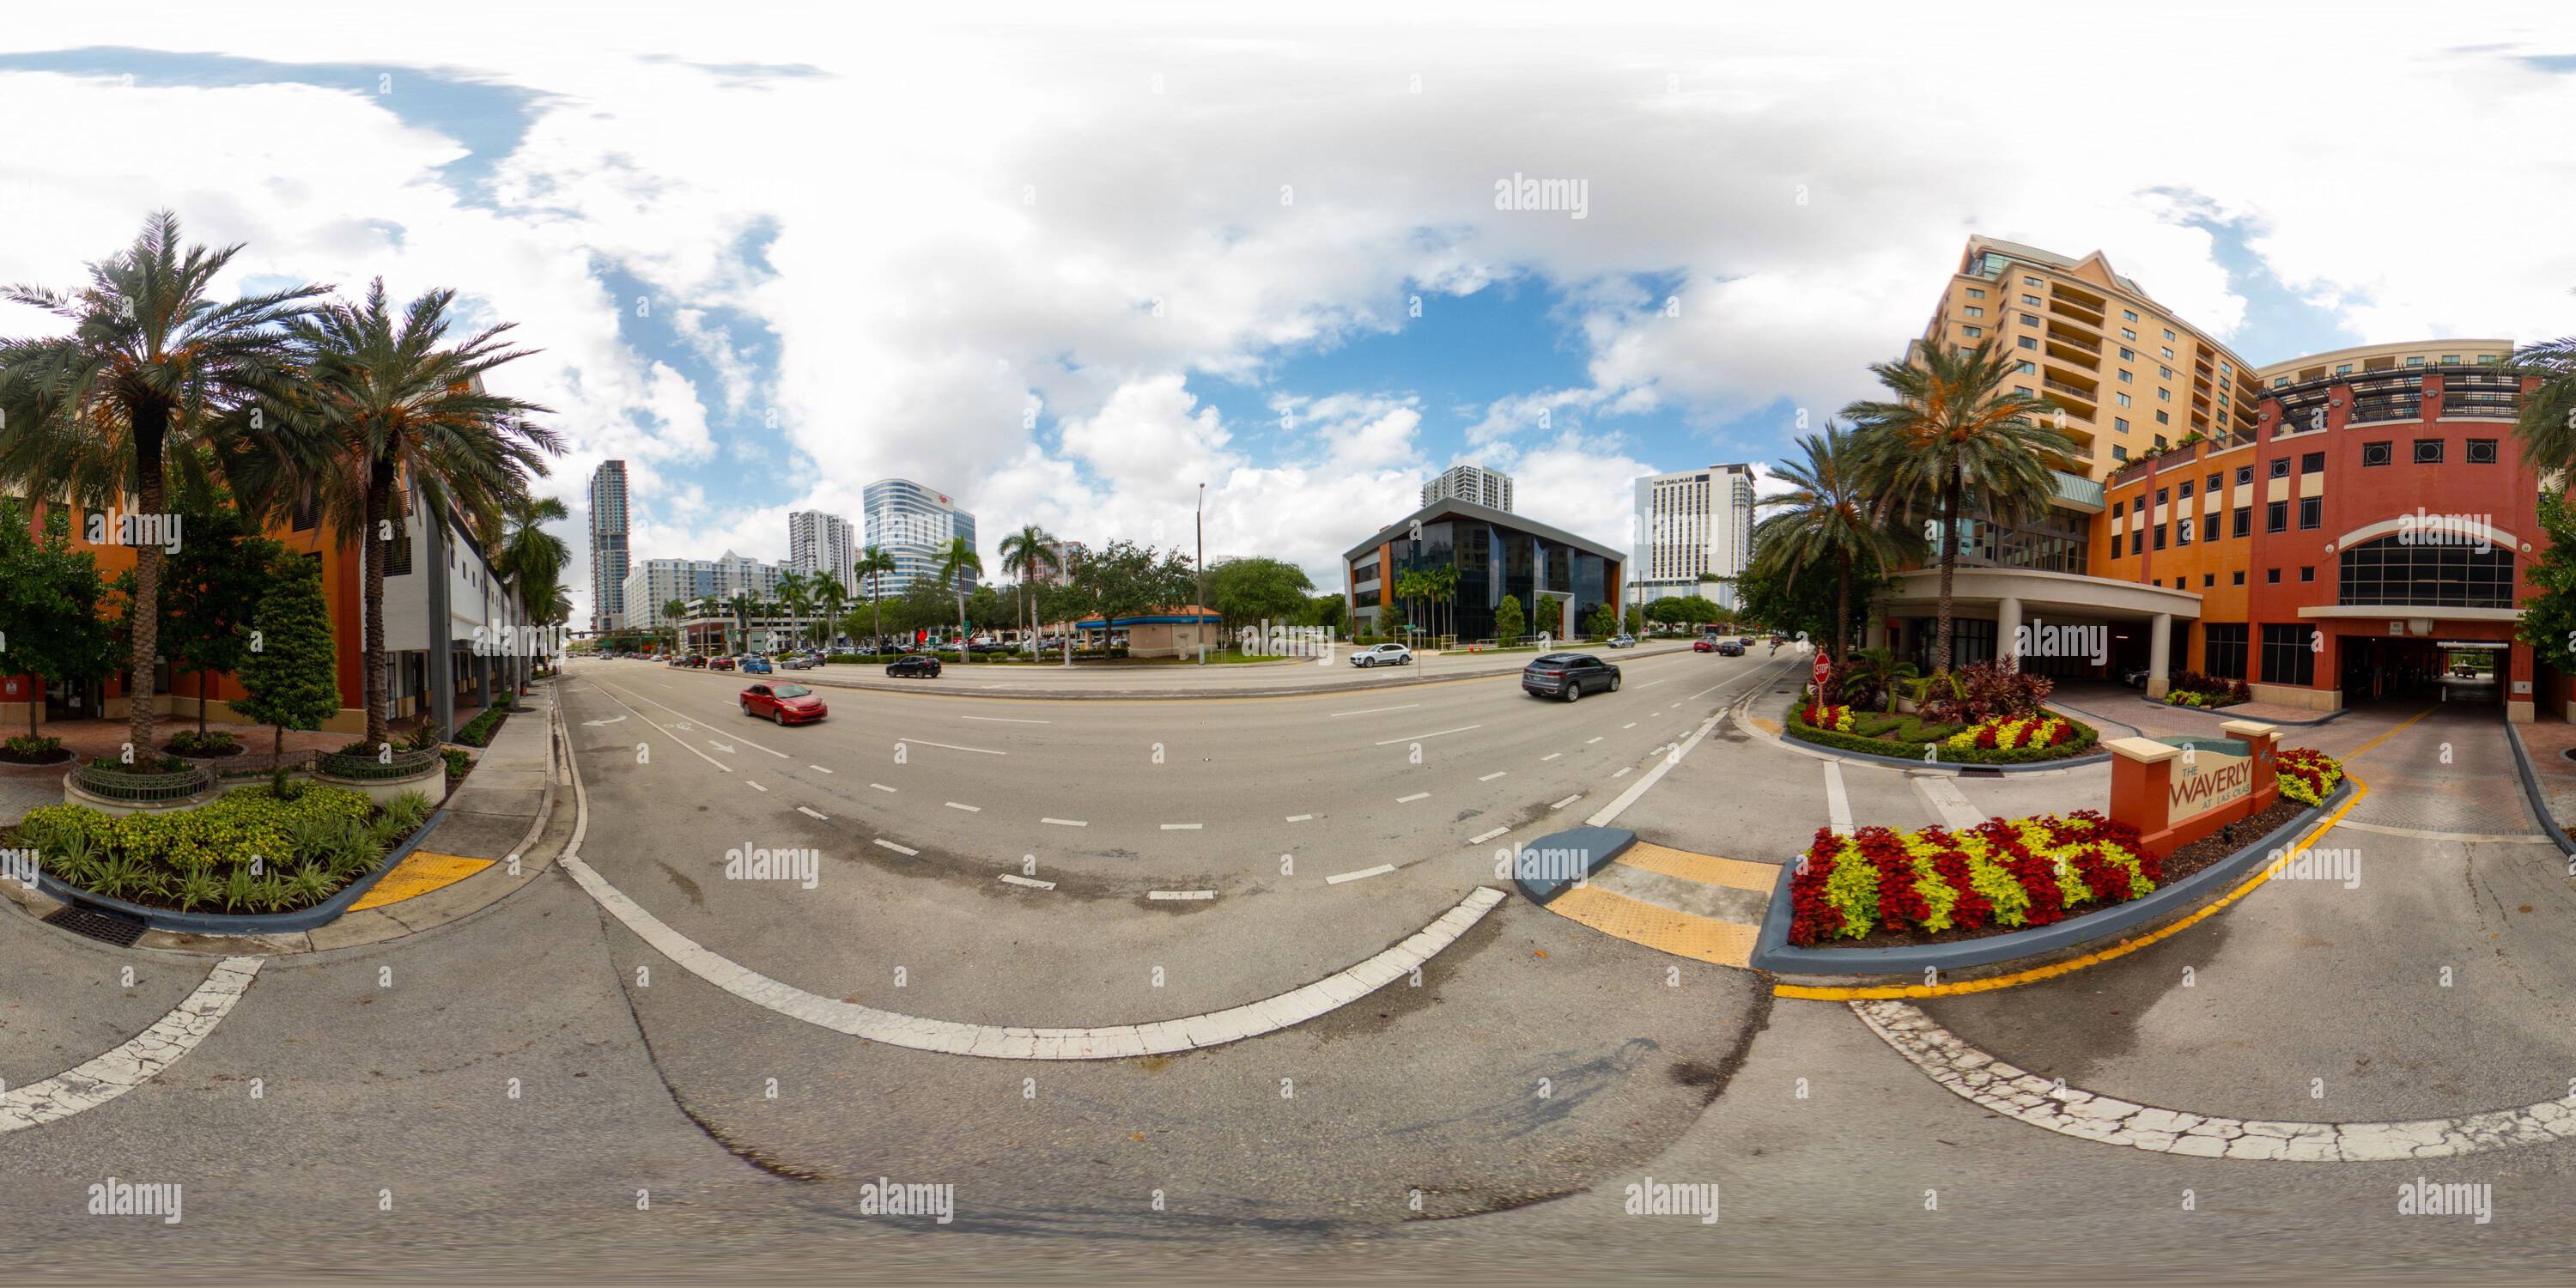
[2509, 337, 2576, 476]
[811, 574, 848, 651]
[775, 570, 812, 653]
[662, 597, 689, 656]
[1752, 424, 1914, 665]
[999, 525, 1058, 654]
[0, 211, 325, 751]
[727, 587, 756, 653]
[1842, 337, 2070, 674]
[854, 544, 895, 653]
[935, 535, 982, 660]
[491, 493, 571, 627]
[276, 278, 557, 747]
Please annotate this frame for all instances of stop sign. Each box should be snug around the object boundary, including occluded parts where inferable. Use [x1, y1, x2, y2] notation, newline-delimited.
[1813, 653, 1831, 689]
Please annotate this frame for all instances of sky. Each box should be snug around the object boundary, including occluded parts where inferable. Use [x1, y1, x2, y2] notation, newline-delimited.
[1, 3, 2573, 625]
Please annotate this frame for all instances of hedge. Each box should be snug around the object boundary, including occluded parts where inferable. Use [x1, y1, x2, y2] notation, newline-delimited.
[1787, 710, 2099, 765]
[454, 707, 508, 747]
[1789, 811, 2157, 945]
[18, 785, 435, 914]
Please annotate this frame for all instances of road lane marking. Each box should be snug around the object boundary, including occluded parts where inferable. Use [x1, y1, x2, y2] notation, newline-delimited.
[874, 839, 919, 856]
[1284, 814, 1314, 823]
[1541, 752, 1562, 762]
[1479, 771, 1507, 781]
[1613, 767, 1633, 778]
[1913, 774, 1983, 832]
[1826, 762, 1856, 835]
[1374, 724, 1483, 746]
[590, 679, 793, 757]
[1160, 823, 1203, 830]
[1636, 679, 1667, 689]
[797, 806, 830, 821]
[1622, 723, 1637, 730]
[1397, 792, 1430, 803]
[746, 781, 769, 793]
[1468, 825, 1510, 844]
[963, 715, 1051, 724]
[999, 873, 1056, 890]
[0, 957, 263, 1134]
[1041, 817, 1088, 827]
[1551, 793, 1583, 810]
[1148, 890, 1216, 901]
[1586, 737, 1603, 744]
[1331, 703, 1419, 717]
[1327, 864, 1398, 884]
[809, 765, 833, 774]
[897, 737, 1006, 756]
[582, 684, 734, 774]
[868, 782, 897, 793]
[945, 801, 982, 812]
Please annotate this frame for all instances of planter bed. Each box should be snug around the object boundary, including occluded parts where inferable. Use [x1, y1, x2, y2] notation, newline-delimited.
[0, 735, 72, 766]
[1786, 708, 2101, 767]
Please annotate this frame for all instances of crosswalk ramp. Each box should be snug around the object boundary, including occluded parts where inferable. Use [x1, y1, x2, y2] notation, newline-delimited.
[1539, 842, 1777, 968]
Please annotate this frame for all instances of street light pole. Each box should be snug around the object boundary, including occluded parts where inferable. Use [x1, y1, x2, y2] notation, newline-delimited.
[1195, 482, 1206, 665]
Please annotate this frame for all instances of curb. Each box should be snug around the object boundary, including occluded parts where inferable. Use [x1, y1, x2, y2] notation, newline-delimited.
[2504, 720, 2576, 858]
[1508, 826, 1636, 903]
[1749, 702, 2111, 775]
[1747, 777, 2356, 981]
[2139, 694, 2348, 726]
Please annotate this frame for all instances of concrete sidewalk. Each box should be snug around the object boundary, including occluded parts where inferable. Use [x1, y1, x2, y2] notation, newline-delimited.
[420, 690, 557, 862]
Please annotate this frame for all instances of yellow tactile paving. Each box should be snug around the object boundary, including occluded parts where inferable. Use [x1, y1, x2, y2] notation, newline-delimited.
[1545, 884, 1759, 968]
[1749, 716, 1783, 735]
[349, 851, 494, 912]
[1617, 843, 1778, 893]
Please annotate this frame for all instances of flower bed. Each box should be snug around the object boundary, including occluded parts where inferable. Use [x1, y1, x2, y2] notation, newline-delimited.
[1788, 811, 2158, 946]
[2163, 671, 2251, 708]
[16, 784, 436, 915]
[0, 734, 70, 765]
[2276, 748, 2344, 806]
[1787, 708, 2099, 765]
[1801, 703, 1855, 733]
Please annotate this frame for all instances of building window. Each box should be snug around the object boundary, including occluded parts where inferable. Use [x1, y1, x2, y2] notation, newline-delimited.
[1965, 306, 1984, 318]
[293, 489, 319, 532]
[2113, 445, 2129, 462]
[2269, 458, 2290, 479]
[2119, 368, 2134, 383]
[2442, 354, 2460, 365]
[2111, 500, 2124, 519]
[2361, 441, 2391, 466]
[2117, 392, 2133, 407]
[2119, 346, 2136, 361]
[2153, 524, 2168, 550]
[2018, 336, 2037, 350]
[2025, 276, 2042, 287]
[2339, 535, 2516, 608]
[2021, 313, 2038, 326]
[2266, 501, 2288, 532]
[2336, 363, 2354, 375]
[2130, 528, 2143, 555]
[1966, 287, 1985, 299]
[2235, 465, 2253, 486]
[2115, 416, 2129, 433]
[2262, 624, 2316, 686]
[2201, 514, 2220, 542]
[2164, 328, 2177, 342]
[2121, 327, 2138, 341]
[2022, 294, 2042, 307]
[2160, 348, 2175, 361]
[2406, 356, 2426, 368]
[2413, 439, 2445, 465]
[2177, 519, 2193, 546]
[2156, 487, 2170, 506]
[2015, 360, 2036, 374]
[2233, 506, 2251, 538]
[2154, 434, 2169, 451]
[2123, 309, 2139, 322]
[2300, 565, 2316, 582]
[2205, 623, 2249, 680]
[2155, 410, 2171, 425]
[2274, 376, 2290, 388]
[2161, 366, 2175, 380]
[2298, 497, 2322, 530]
[2206, 473, 2221, 493]
[2266, 568, 2281, 584]
[2232, 569, 2246, 586]
[1963, 326, 1981, 337]
[2178, 479, 2195, 499]
[2202, 573, 2216, 588]
[2157, 387, 2171, 401]
[2467, 438, 2500, 464]
[2301, 451, 2325, 474]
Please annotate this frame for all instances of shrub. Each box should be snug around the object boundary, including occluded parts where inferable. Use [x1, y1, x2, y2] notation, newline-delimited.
[0, 733, 65, 762]
[167, 729, 241, 756]
[454, 708, 508, 747]
[1917, 660, 2055, 726]
[2276, 748, 2345, 806]
[1789, 709, 2097, 765]
[1789, 811, 2158, 945]
[1946, 714, 2080, 753]
[22, 784, 376, 913]
[1801, 703, 1856, 733]
[2166, 670, 2251, 705]
[89, 753, 189, 775]
[442, 748, 471, 781]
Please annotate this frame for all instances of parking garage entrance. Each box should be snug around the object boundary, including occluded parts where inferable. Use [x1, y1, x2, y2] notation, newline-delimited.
[2341, 635, 2503, 708]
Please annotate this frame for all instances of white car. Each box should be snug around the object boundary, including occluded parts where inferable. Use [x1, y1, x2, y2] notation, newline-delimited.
[1352, 642, 1413, 668]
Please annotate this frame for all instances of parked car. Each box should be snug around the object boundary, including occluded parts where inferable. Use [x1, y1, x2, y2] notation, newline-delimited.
[1522, 652, 1620, 702]
[887, 653, 943, 678]
[2118, 665, 2151, 690]
[1352, 641, 1413, 668]
[1607, 634, 1637, 648]
[1716, 640, 1747, 656]
[683, 654, 709, 669]
[740, 681, 827, 725]
[780, 655, 817, 671]
[1737, 636, 1757, 647]
[1692, 637, 1717, 653]
[741, 656, 773, 674]
[709, 656, 737, 671]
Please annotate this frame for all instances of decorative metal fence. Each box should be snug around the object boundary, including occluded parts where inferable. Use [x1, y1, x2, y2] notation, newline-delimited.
[313, 745, 446, 781]
[73, 760, 216, 803]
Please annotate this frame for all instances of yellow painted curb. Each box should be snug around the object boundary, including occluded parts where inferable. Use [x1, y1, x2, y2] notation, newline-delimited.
[1775, 772, 2370, 1001]
[350, 850, 495, 912]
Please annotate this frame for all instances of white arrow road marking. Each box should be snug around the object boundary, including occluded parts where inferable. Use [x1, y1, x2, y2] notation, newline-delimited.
[581, 684, 732, 774]
[2, 957, 262, 1133]
[581, 715, 628, 726]
[1856, 999, 2576, 1161]
[589, 679, 791, 758]
[709, 741, 738, 754]
[560, 856, 1503, 1058]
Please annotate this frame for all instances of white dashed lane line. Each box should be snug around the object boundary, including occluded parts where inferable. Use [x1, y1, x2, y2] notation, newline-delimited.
[897, 737, 1006, 756]
[1327, 864, 1398, 884]
[1479, 771, 1507, 781]
[869, 783, 898, 793]
[1161, 823, 1204, 831]
[1374, 725, 1483, 746]
[1148, 890, 1217, 901]
[1623, 723, 1637, 729]
[874, 839, 919, 856]
[797, 805, 829, 820]
[591, 678, 792, 758]
[945, 801, 981, 812]
[746, 781, 769, 792]
[1586, 737, 1604, 744]
[1041, 817, 1088, 827]
[998, 873, 1056, 890]
[1613, 767, 1633, 778]
[1397, 792, 1430, 803]
[963, 715, 1050, 725]
[1285, 814, 1314, 823]
[1550, 793, 1583, 810]
[1541, 753, 1563, 762]
[1331, 703, 1419, 717]
[1468, 825, 1510, 844]
[809, 765, 833, 774]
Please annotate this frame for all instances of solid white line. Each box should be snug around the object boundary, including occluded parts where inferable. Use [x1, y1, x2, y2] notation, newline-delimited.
[1284, 813, 1314, 823]
[809, 765, 833, 774]
[1541, 752, 1562, 762]
[999, 873, 1056, 890]
[1826, 762, 1855, 835]
[869, 782, 897, 793]
[1331, 703, 1420, 717]
[1148, 890, 1217, 901]
[897, 737, 1006, 756]
[581, 683, 735, 774]
[963, 715, 1051, 724]
[1588, 713, 1722, 829]
[874, 838, 919, 856]
[1041, 817, 1088, 827]
[1160, 823, 1204, 830]
[1397, 792, 1430, 803]
[592, 678, 793, 757]
[1327, 863, 1398, 884]
[746, 781, 769, 793]
[1468, 826, 1510, 844]
[1689, 683, 1727, 700]
[945, 801, 982, 812]
[797, 805, 830, 821]
[1636, 679, 1667, 689]
[1374, 724, 1484, 746]
[0, 957, 263, 1134]
[1551, 793, 1583, 810]
[1479, 771, 1507, 781]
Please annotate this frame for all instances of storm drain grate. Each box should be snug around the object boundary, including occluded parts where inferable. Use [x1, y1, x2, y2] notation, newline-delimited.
[1959, 768, 2005, 779]
[43, 905, 147, 947]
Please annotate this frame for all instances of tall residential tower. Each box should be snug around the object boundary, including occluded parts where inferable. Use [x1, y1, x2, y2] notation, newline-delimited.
[861, 479, 976, 598]
[587, 460, 629, 633]
[1630, 463, 1757, 611]
[787, 510, 855, 592]
[1420, 463, 1516, 512]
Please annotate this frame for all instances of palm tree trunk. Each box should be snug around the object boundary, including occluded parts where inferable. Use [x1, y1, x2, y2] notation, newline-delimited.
[1835, 562, 1851, 664]
[363, 462, 393, 747]
[200, 670, 211, 736]
[126, 416, 169, 753]
[1933, 476, 1959, 676]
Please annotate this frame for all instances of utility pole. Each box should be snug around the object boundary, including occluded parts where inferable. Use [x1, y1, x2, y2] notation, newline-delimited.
[1195, 482, 1207, 665]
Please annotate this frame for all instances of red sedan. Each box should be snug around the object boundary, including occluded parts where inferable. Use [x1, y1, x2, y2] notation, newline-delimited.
[1692, 637, 1717, 653]
[740, 682, 828, 725]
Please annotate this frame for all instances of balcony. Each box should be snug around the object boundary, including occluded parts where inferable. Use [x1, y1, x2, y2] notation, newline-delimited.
[2348, 397, 2421, 425]
[2042, 325, 2099, 354]
[2441, 395, 2518, 420]
[2043, 337, 2099, 370]
[2050, 283, 2111, 313]
[2041, 377, 2099, 404]
[2049, 297, 2106, 330]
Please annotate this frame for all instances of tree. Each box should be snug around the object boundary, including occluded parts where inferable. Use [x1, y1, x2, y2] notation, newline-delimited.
[811, 574, 848, 650]
[0, 211, 325, 753]
[151, 503, 286, 736]
[662, 597, 689, 654]
[2509, 337, 2576, 476]
[775, 570, 813, 650]
[275, 278, 558, 748]
[935, 536, 982, 659]
[1843, 337, 2070, 674]
[1207, 556, 1314, 632]
[854, 544, 896, 649]
[999, 525, 1058, 653]
[0, 510, 113, 737]
[1739, 545, 1887, 658]
[1583, 603, 1619, 638]
[2520, 491, 2576, 676]
[234, 550, 339, 759]
[1751, 424, 1916, 664]
[491, 493, 571, 629]
[1623, 605, 1645, 635]
[1492, 593, 1524, 644]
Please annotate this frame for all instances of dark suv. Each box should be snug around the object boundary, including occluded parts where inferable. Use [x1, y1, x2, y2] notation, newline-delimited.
[1522, 652, 1620, 702]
